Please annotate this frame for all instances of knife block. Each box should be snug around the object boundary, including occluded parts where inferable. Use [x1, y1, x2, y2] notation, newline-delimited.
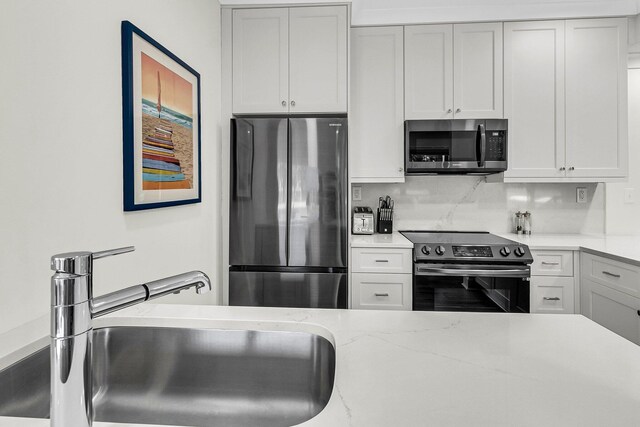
[376, 208, 393, 234]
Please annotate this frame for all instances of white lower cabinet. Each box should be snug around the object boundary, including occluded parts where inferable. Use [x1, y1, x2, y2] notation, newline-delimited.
[351, 246, 412, 310]
[530, 250, 576, 314]
[581, 278, 640, 345]
[581, 252, 640, 344]
[352, 273, 412, 310]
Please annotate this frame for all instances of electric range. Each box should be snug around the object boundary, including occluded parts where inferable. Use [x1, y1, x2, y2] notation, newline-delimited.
[400, 231, 533, 313]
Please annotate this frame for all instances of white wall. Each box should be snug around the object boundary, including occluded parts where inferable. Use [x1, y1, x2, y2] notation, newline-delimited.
[606, 67, 640, 234]
[356, 179, 605, 235]
[0, 0, 222, 335]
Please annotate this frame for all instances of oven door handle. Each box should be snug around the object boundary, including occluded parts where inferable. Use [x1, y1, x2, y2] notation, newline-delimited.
[415, 265, 530, 278]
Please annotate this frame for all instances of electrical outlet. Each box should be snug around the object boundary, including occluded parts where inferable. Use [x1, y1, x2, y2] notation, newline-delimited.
[352, 186, 362, 201]
[576, 187, 587, 204]
[624, 188, 635, 204]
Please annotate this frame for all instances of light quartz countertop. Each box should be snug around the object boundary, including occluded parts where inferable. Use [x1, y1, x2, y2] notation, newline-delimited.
[350, 231, 413, 248]
[2, 304, 640, 426]
[502, 233, 640, 266]
[351, 231, 640, 266]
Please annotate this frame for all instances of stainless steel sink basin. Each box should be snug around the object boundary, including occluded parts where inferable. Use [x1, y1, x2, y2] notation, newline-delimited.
[0, 326, 335, 426]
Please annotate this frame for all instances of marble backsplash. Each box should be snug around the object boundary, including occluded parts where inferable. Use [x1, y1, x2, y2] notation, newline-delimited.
[356, 177, 605, 235]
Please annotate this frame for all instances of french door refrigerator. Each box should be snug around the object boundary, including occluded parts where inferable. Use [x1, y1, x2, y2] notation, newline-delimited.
[229, 117, 348, 309]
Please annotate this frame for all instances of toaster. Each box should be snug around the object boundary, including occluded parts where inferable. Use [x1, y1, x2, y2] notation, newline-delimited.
[352, 207, 374, 235]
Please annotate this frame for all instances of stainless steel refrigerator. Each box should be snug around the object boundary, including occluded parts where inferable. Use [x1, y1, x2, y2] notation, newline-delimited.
[229, 117, 348, 309]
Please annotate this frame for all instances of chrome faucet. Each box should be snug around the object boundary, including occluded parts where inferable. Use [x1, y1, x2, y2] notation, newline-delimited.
[49, 246, 211, 427]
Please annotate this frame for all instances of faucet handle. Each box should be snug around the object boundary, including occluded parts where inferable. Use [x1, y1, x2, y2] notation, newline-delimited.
[51, 246, 135, 275]
[92, 246, 135, 260]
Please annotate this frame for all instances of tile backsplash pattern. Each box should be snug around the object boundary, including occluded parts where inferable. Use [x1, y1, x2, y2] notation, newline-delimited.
[357, 177, 604, 235]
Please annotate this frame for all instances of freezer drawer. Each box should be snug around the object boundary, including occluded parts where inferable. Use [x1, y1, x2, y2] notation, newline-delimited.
[229, 271, 347, 309]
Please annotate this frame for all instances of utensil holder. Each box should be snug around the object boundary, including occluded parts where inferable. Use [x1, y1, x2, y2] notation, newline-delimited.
[377, 208, 393, 234]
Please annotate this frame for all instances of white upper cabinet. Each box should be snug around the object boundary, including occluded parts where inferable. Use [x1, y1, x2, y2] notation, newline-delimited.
[232, 8, 289, 114]
[289, 6, 347, 113]
[404, 25, 453, 120]
[232, 6, 347, 114]
[565, 18, 628, 178]
[351, 26, 405, 183]
[404, 22, 502, 120]
[504, 20, 565, 179]
[453, 22, 503, 119]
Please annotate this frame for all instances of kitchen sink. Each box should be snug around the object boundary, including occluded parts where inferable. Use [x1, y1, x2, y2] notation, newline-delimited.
[0, 326, 335, 426]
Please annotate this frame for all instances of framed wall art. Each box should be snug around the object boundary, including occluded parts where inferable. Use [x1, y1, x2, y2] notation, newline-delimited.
[121, 21, 201, 211]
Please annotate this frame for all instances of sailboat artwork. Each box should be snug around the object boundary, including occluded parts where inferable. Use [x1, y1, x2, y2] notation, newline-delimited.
[140, 52, 193, 190]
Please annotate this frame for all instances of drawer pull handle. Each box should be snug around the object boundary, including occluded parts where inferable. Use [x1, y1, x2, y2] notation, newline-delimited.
[602, 271, 621, 278]
[543, 297, 561, 301]
[375, 260, 389, 263]
[541, 262, 560, 266]
[374, 293, 389, 297]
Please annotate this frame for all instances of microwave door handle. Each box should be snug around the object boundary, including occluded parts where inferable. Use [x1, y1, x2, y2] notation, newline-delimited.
[477, 123, 486, 167]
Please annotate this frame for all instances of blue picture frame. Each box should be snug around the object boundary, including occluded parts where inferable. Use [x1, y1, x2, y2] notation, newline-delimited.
[121, 21, 202, 211]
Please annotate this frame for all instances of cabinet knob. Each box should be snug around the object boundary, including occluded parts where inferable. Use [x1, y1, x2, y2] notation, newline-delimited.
[398, 167, 403, 172]
[455, 108, 461, 113]
[281, 100, 286, 107]
[568, 166, 575, 171]
[447, 109, 452, 114]
[290, 100, 296, 107]
[559, 167, 566, 171]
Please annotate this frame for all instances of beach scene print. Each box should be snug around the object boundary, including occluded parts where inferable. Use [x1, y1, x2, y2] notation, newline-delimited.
[140, 52, 193, 190]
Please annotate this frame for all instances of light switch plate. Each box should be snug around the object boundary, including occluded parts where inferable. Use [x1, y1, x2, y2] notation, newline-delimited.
[624, 188, 634, 204]
[352, 186, 362, 201]
[576, 187, 587, 204]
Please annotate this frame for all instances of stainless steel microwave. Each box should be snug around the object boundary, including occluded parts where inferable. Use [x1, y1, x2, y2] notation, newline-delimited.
[404, 119, 508, 175]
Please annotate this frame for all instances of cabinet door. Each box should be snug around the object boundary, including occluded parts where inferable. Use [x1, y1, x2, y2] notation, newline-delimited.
[351, 26, 405, 183]
[565, 18, 628, 178]
[504, 21, 565, 179]
[453, 22, 503, 119]
[232, 8, 289, 114]
[581, 278, 640, 345]
[404, 25, 453, 120]
[289, 6, 347, 113]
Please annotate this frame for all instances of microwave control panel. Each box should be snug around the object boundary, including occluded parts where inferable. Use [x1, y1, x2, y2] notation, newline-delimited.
[487, 130, 506, 161]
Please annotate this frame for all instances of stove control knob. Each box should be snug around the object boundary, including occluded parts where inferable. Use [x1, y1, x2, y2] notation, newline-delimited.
[514, 247, 526, 257]
[421, 245, 431, 255]
[435, 245, 446, 256]
[500, 247, 511, 257]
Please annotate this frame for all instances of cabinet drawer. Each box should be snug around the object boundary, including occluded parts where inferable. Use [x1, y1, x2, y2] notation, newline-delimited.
[582, 253, 640, 298]
[581, 278, 640, 345]
[531, 250, 574, 276]
[530, 276, 575, 314]
[352, 248, 412, 274]
[351, 273, 412, 310]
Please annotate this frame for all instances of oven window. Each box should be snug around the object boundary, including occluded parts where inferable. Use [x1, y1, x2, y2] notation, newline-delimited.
[413, 275, 529, 313]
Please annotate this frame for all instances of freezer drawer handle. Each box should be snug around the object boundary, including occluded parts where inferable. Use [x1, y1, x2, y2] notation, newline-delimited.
[541, 262, 560, 266]
[602, 271, 621, 278]
[374, 293, 390, 297]
[543, 297, 561, 301]
[375, 259, 389, 263]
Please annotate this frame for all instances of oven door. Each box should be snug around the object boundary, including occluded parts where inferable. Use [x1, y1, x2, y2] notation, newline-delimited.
[413, 264, 530, 313]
